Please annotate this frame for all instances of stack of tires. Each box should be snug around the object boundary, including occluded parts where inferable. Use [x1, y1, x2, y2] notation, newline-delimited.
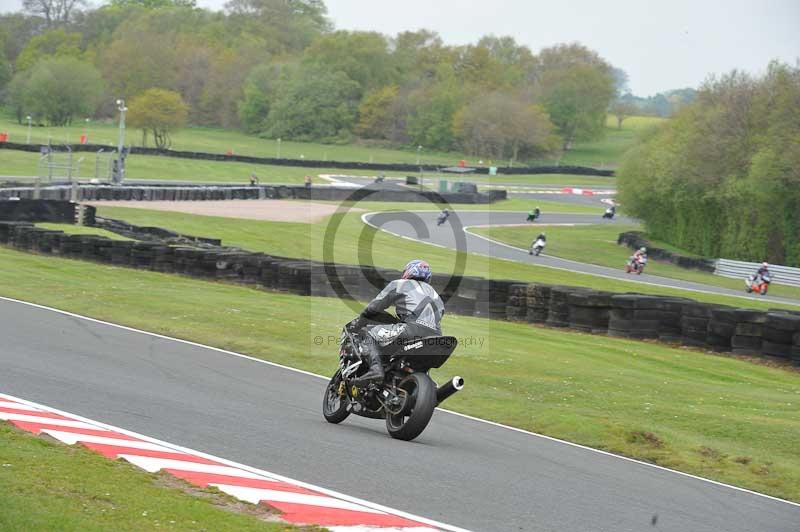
[525, 284, 551, 324]
[109, 240, 133, 265]
[238, 254, 265, 284]
[567, 290, 612, 333]
[680, 302, 717, 347]
[32, 230, 63, 254]
[730, 310, 767, 355]
[151, 245, 174, 272]
[760, 312, 800, 360]
[278, 261, 312, 295]
[706, 308, 737, 352]
[793, 331, 800, 366]
[0, 221, 31, 244]
[476, 280, 516, 320]
[83, 236, 114, 263]
[130, 242, 161, 269]
[60, 234, 86, 258]
[546, 287, 574, 328]
[608, 295, 661, 339]
[656, 298, 690, 343]
[505, 284, 529, 321]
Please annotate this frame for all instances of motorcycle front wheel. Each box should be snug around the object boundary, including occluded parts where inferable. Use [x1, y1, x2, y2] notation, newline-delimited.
[322, 370, 350, 424]
[385, 372, 437, 441]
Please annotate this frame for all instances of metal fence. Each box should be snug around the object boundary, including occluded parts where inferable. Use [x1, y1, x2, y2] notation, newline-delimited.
[714, 259, 800, 287]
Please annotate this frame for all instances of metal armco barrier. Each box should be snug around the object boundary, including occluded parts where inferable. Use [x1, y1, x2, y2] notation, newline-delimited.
[715, 259, 800, 287]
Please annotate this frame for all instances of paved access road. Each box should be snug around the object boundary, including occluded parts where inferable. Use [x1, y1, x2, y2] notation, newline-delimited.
[364, 210, 800, 306]
[2, 298, 799, 532]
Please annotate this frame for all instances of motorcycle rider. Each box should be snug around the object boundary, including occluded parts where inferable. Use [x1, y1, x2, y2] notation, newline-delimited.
[353, 259, 445, 384]
[527, 207, 541, 222]
[437, 209, 450, 225]
[604, 205, 616, 218]
[631, 246, 647, 271]
[752, 262, 771, 284]
[529, 232, 546, 255]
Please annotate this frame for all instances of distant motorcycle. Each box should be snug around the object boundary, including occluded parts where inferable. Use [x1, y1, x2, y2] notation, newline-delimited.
[602, 207, 616, 219]
[625, 255, 647, 274]
[436, 212, 450, 226]
[529, 238, 546, 256]
[526, 210, 540, 222]
[745, 272, 771, 295]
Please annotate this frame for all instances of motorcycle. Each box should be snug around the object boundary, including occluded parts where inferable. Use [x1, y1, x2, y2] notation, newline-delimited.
[602, 208, 616, 219]
[745, 272, 772, 295]
[529, 238, 546, 256]
[322, 312, 464, 441]
[526, 211, 540, 222]
[436, 213, 450, 226]
[625, 255, 647, 274]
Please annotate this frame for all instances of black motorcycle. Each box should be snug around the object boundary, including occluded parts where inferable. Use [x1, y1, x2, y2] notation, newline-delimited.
[322, 312, 464, 441]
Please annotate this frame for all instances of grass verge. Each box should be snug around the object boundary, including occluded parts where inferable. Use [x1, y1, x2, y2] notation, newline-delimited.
[93, 205, 799, 310]
[471, 224, 800, 300]
[0, 246, 798, 503]
[0, 114, 662, 168]
[0, 423, 305, 531]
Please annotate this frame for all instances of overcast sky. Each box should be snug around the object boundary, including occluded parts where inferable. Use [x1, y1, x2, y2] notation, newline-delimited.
[1, 0, 797, 95]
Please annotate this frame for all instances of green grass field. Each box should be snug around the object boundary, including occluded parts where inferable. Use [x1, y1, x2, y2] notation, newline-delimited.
[471, 223, 800, 300]
[89, 204, 799, 310]
[0, 423, 304, 531]
[0, 113, 663, 168]
[0, 246, 798, 503]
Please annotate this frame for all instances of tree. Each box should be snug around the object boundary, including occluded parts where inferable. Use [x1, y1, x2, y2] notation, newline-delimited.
[535, 43, 616, 149]
[610, 97, 638, 129]
[15, 28, 82, 71]
[453, 92, 557, 162]
[127, 88, 188, 148]
[224, 0, 329, 55]
[0, 51, 11, 93]
[303, 31, 397, 96]
[355, 85, 400, 139]
[263, 65, 360, 142]
[22, 0, 86, 26]
[6, 57, 104, 126]
[109, 0, 196, 7]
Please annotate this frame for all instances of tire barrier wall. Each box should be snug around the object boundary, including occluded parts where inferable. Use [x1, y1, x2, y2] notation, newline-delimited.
[618, 231, 716, 272]
[0, 199, 77, 223]
[0, 140, 614, 177]
[0, 184, 504, 205]
[2, 219, 799, 367]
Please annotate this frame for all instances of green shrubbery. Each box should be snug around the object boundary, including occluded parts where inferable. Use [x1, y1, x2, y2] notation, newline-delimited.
[618, 61, 800, 266]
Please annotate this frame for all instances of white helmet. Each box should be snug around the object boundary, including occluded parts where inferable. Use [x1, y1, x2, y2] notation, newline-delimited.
[640, 247, 647, 253]
[762, 262, 769, 268]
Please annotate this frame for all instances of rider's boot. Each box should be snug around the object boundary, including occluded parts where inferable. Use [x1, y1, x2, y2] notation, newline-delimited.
[355, 343, 384, 384]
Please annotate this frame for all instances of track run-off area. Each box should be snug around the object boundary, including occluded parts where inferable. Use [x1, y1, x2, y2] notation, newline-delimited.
[2, 296, 799, 532]
[362, 210, 800, 307]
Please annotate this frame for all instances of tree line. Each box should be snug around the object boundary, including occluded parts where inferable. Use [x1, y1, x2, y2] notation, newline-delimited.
[617, 61, 800, 266]
[0, 0, 621, 159]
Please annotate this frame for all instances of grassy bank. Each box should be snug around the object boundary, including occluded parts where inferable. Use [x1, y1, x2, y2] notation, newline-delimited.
[0, 246, 798, 502]
[0, 423, 302, 531]
[92, 204, 799, 310]
[0, 114, 662, 168]
[472, 223, 800, 300]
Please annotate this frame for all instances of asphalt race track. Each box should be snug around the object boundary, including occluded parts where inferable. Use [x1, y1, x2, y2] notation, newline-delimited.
[364, 210, 800, 306]
[2, 298, 799, 531]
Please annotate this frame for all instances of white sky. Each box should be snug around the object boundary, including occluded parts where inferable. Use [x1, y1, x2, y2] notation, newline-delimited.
[1, 0, 797, 95]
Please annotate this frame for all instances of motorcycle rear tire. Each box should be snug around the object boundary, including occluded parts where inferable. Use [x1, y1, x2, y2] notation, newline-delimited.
[385, 372, 437, 441]
[322, 370, 350, 424]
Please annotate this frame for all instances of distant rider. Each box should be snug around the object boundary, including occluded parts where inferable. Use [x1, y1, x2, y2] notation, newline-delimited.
[352, 260, 445, 384]
[529, 232, 546, 255]
[527, 207, 540, 222]
[754, 262, 770, 283]
[631, 246, 647, 269]
[437, 209, 450, 225]
[605, 205, 616, 217]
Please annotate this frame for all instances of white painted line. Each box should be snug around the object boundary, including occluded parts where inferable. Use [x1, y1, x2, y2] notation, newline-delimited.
[212, 484, 386, 513]
[1, 297, 799, 511]
[41, 430, 180, 452]
[0, 388, 470, 532]
[117, 455, 271, 479]
[0, 412, 108, 430]
[0, 400, 41, 411]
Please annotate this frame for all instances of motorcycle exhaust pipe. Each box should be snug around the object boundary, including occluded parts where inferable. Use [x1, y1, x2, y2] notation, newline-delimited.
[436, 376, 465, 405]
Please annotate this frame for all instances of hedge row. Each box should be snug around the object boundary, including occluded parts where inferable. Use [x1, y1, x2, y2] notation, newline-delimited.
[0, 141, 614, 177]
[3, 219, 799, 367]
[618, 231, 716, 272]
[0, 184, 505, 205]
